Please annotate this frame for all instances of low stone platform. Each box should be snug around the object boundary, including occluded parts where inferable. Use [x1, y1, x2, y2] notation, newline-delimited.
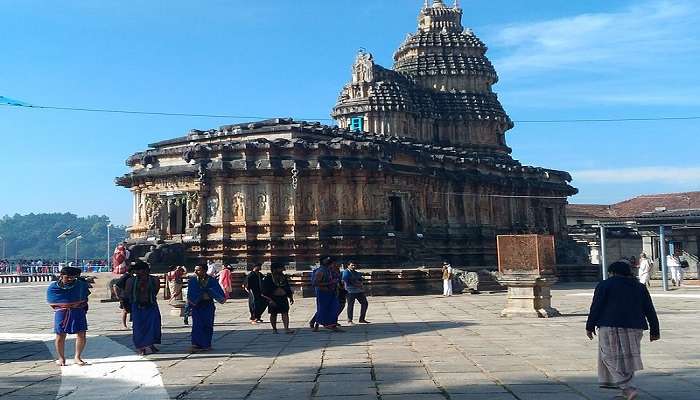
[1, 282, 699, 400]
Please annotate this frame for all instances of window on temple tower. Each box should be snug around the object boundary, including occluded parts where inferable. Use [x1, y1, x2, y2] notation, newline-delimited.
[349, 117, 364, 133]
[389, 196, 405, 232]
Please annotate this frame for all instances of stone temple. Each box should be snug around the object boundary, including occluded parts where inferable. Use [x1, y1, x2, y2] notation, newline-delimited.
[116, 0, 577, 270]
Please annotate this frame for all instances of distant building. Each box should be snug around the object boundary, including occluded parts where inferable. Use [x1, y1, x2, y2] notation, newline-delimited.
[567, 192, 700, 278]
[116, 1, 576, 270]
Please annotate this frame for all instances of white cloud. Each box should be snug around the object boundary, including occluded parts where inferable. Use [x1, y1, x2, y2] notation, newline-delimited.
[573, 167, 700, 184]
[491, 0, 699, 74]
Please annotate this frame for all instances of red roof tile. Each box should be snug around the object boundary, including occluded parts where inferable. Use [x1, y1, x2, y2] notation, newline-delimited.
[568, 191, 700, 219]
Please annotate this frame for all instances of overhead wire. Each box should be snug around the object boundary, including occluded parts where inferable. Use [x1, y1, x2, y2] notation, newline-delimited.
[2, 102, 699, 124]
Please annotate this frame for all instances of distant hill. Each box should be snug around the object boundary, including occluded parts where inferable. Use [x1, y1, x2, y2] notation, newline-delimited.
[0, 213, 127, 261]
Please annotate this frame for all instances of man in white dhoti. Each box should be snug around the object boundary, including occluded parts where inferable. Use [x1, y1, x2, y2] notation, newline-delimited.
[666, 253, 683, 287]
[586, 261, 660, 400]
[637, 253, 652, 287]
[441, 261, 453, 297]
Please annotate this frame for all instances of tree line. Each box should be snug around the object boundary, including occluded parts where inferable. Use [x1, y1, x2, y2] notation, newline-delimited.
[0, 213, 127, 261]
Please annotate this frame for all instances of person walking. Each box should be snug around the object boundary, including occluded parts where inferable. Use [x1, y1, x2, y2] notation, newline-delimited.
[442, 261, 453, 297]
[46, 266, 90, 366]
[187, 265, 226, 351]
[311, 256, 342, 332]
[244, 263, 267, 323]
[166, 265, 187, 304]
[261, 263, 295, 334]
[586, 261, 660, 400]
[112, 266, 134, 329]
[637, 253, 652, 287]
[666, 252, 683, 287]
[124, 261, 162, 356]
[342, 262, 370, 324]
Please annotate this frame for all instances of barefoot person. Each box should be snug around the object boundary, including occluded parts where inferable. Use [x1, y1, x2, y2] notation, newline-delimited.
[262, 263, 295, 334]
[112, 266, 134, 329]
[46, 266, 90, 366]
[187, 265, 226, 351]
[311, 257, 342, 332]
[586, 261, 660, 400]
[124, 261, 162, 355]
[244, 263, 267, 323]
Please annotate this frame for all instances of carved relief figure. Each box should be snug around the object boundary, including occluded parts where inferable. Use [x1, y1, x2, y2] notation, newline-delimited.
[207, 193, 220, 221]
[187, 192, 200, 228]
[257, 193, 268, 216]
[283, 194, 294, 216]
[232, 192, 245, 219]
[145, 195, 163, 230]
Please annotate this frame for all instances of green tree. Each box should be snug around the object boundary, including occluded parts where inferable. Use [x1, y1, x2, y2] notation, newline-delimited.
[0, 213, 127, 261]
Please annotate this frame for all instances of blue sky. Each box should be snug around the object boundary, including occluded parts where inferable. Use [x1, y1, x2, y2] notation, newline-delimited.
[1, 0, 699, 226]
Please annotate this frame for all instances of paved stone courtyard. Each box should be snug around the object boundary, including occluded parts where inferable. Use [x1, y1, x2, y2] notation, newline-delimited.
[1, 282, 698, 400]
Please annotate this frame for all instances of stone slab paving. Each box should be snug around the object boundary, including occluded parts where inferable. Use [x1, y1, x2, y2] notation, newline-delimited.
[0, 282, 699, 399]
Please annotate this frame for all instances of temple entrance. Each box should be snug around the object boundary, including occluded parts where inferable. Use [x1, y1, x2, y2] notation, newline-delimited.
[168, 197, 187, 235]
[389, 195, 404, 232]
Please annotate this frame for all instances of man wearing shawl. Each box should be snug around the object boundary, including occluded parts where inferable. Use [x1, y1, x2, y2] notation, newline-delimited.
[123, 261, 161, 355]
[244, 263, 267, 324]
[187, 265, 226, 351]
[46, 266, 90, 366]
[311, 257, 342, 332]
[587, 261, 660, 400]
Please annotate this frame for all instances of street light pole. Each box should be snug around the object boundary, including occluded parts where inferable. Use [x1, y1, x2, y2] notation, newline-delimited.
[107, 224, 112, 271]
[75, 236, 82, 266]
[659, 226, 669, 292]
[599, 225, 608, 280]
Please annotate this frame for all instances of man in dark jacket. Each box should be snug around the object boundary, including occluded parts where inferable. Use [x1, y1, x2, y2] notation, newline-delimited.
[586, 261, 660, 400]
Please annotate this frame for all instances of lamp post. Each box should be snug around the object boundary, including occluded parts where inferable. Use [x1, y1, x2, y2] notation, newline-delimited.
[74, 235, 83, 266]
[57, 229, 74, 265]
[0, 236, 5, 259]
[107, 223, 112, 271]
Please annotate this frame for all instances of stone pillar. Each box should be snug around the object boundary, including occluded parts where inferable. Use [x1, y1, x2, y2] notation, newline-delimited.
[497, 234, 561, 318]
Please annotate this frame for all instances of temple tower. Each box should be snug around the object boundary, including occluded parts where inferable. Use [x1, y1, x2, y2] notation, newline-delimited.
[332, 0, 511, 156]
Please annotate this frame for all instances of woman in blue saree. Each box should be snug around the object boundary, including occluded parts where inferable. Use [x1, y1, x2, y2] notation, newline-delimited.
[187, 265, 226, 351]
[46, 266, 90, 366]
[312, 257, 342, 332]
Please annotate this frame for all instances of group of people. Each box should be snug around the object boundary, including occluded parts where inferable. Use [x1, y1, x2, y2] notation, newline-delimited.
[1, 259, 108, 275]
[241, 257, 370, 334]
[47, 254, 665, 400]
[110, 261, 228, 354]
[625, 251, 689, 288]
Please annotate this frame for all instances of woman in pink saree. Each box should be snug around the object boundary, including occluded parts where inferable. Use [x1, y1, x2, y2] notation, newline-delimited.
[218, 265, 233, 300]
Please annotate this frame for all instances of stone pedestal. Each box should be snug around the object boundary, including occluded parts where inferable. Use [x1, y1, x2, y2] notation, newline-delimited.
[497, 234, 561, 318]
[169, 300, 187, 317]
[499, 275, 560, 318]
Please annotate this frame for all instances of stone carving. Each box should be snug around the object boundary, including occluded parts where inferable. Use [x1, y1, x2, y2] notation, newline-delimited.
[232, 192, 245, 219]
[257, 193, 268, 215]
[352, 50, 375, 84]
[187, 192, 200, 228]
[137, 195, 145, 223]
[145, 195, 163, 230]
[283, 194, 294, 216]
[207, 193, 219, 221]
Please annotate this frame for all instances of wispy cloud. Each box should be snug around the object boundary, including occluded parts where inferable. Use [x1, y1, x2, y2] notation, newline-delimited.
[491, 1, 699, 74]
[573, 167, 700, 184]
